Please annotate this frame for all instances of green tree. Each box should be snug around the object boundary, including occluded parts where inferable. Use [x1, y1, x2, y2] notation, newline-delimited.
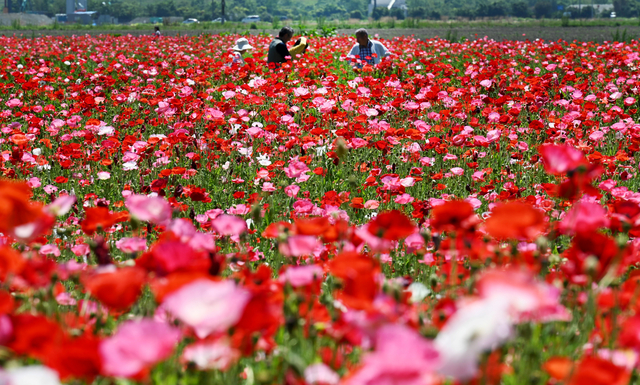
[613, 0, 631, 17]
[512, 0, 529, 16]
[534, 0, 551, 17]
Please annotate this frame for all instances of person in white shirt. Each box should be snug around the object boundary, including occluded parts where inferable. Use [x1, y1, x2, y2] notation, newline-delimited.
[229, 38, 254, 66]
[347, 28, 390, 69]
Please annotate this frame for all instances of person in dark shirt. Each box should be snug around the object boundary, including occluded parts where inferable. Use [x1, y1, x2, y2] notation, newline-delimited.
[267, 27, 294, 65]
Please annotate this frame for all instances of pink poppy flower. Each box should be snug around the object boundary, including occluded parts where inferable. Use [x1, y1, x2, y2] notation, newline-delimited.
[211, 214, 247, 236]
[305, 363, 340, 385]
[163, 279, 251, 338]
[6, 98, 22, 108]
[538, 144, 586, 174]
[46, 194, 76, 217]
[27, 177, 41, 189]
[71, 244, 90, 257]
[262, 182, 277, 192]
[279, 235, 320, 257]
[285, 184, 300, 197]
[475, 268, 569, 322]
[284, 161, 310, 178]
[182, 338, 240, 371]
[280, 265, 324, 287]
[344, 324, 440, 385]
[115, 237, 148, 254]
[228, 204, 250, 215]
[450, 167, 464, 176]
[39, 244, 60, 257]
[598, 179, 617, 191]
[394, 193, 414, 204]
[100, 319, 181, 377]
[125, 194, 172, 225]
[364, 200, 380, 210]
[589, 130, 604, 142]
[558, 201, 609, 236]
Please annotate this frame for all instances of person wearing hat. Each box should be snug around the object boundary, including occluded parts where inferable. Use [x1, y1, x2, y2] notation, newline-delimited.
[229, 38, 254, 66]
[347, 28, 390, 70]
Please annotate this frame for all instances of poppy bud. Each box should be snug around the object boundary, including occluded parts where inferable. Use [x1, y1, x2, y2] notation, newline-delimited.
[11, 146, 21, 162]
[535, 236, 549, 254]
[129, 216, 141, 232]
[251, 203, 262, 226]
[616, 233, 629, 249]
[336, 137, 348, 161]
[420, 230, 431, 245]
[428, 274, 439, 289]
[91, 236, 112, 265]
[432, 234, 441, 251]
[584, 255, 600, 275]
[548, 254, 561, 266]
[347, 174, 358, 190]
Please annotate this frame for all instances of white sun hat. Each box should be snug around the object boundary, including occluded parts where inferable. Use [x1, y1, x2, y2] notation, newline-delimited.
[231, 38, 254, 51]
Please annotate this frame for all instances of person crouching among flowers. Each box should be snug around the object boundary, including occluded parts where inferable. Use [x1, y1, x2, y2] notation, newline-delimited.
[229, 38, 254, 67]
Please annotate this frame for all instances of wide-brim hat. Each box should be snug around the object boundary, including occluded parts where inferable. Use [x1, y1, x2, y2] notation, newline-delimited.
[231, 38, 254, 51]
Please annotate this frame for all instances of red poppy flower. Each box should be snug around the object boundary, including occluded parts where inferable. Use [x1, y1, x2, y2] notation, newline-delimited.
[484, 202, 546, 240]
[329, 252, 380, 310]
[367, 210, 416, 240]
[0, 179, 45, 234]
[8, 314, 64, 360]
[544, 356, 630, 385]
[82, 266, 147, 311]
[430, 200, 476, 233]
[45, 333, 103, 382]
[81, 207, 119, 235]
[295, 217, 331, 236]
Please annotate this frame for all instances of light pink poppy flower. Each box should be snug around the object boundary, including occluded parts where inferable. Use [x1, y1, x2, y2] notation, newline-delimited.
[280, 265, 324, 287]
[211, 214, 247, 236]
[182, 338, 240, 371]
[163, 280, 251, 338]
[115, 237, 148, 254]
[305, 363, 340, 385]
[279, 235, 320, 257]
[125, 194, 172, 225]
[285, 184, 300, 197]
[364, 200, 379, 210]
[100, 319, 181, 377]
[344, 324, 440, 385]
[39, 244, 60, 257]
[475, 268, 571, 323]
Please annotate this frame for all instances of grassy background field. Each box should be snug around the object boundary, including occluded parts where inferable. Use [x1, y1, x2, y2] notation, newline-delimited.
[3, 24, 640, 43]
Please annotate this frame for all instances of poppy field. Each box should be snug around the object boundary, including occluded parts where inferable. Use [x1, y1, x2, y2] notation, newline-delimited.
[1, 33, 640, 384]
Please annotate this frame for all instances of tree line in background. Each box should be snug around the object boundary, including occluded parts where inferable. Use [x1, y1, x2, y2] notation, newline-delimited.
[408, 0, 632, 19]
[11, 0, 638, 23]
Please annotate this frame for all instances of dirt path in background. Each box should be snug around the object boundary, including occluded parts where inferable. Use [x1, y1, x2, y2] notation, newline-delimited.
[1, 26, 638, 43]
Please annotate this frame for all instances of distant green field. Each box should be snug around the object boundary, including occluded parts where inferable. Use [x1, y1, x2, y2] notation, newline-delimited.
[2, 16, 640, 31]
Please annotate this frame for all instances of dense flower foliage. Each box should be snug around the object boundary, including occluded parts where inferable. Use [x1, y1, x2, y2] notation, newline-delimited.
[1, 33, 640, 384]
